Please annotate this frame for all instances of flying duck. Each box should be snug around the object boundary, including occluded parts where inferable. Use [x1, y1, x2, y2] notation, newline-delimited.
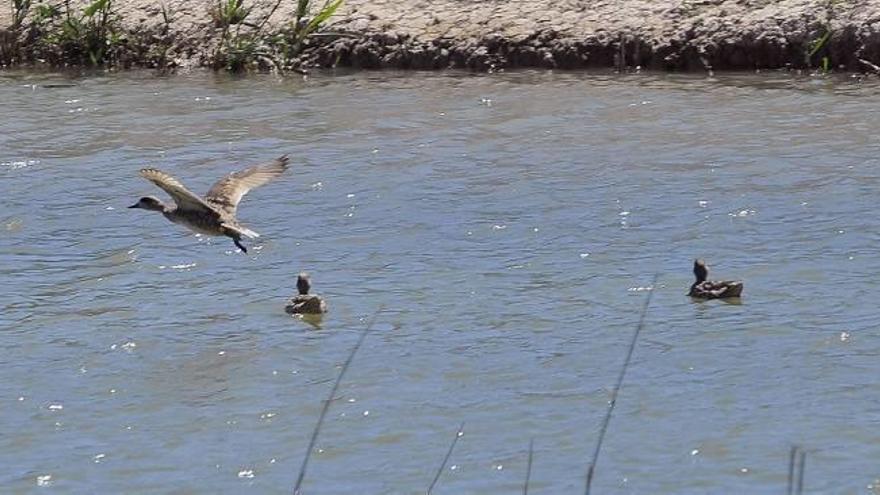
[129, 155, 289, 253]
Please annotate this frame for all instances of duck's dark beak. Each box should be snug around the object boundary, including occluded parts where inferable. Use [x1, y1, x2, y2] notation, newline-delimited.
[128, 203, 140, 209]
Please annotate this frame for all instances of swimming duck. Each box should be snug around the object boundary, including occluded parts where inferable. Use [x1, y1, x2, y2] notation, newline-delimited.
[129, 155, 289, 253]
[688, 259, 743, 299]
[285, 273, 328, 314]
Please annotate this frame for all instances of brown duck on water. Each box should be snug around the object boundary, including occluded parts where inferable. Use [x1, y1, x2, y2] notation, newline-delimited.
[129, 155, 289, 253]
[688, 259, 743, 299]
[285, 273, 328, 315]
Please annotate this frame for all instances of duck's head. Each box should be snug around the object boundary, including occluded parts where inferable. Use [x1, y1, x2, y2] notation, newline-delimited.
[297, 272, 311, 295]
[128, 196, 165, 212]
[693, 259, 709, 283]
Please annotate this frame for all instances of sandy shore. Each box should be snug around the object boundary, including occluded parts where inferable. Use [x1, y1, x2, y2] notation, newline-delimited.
[3, 0, 880, 71]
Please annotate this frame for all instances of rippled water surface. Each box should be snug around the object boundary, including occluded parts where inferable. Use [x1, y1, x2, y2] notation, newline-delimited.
[3, 69, 880, 493]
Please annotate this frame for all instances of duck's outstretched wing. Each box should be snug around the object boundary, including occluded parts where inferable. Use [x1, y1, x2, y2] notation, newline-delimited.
[139, 168, 219, 216]
[205, 155, 289, 216]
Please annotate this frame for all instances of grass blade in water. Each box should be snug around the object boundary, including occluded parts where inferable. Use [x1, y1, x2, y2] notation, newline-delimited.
[292, 307, 384, 495]
[427, 422, 465, 494]
[584, 273, 658, 495]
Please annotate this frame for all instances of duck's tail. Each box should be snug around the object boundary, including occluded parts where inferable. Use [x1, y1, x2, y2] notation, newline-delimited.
[723, 281, 744, 298]
[223, 223, 260, 239]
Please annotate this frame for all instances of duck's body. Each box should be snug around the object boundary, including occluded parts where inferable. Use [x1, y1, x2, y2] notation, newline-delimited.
[129, 155, 288, 252]
[285, 273, 327, 315]
[688, 259, 743, 299]
[161, 207, 248, 237]
[689, 280, 744, 299]
[286, 294, 328, 315]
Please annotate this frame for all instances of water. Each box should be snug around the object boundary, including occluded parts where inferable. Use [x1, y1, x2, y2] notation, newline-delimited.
[2, 69, 880, 493]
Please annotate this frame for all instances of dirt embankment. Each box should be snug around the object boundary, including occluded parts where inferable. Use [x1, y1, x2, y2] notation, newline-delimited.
[2, 0, 880, 72]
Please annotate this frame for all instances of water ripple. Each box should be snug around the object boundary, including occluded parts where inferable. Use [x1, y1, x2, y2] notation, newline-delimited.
[2, 70, 880, 493]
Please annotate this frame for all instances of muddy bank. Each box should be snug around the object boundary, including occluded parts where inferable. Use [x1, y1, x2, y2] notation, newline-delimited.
[3, 0, 880, 72]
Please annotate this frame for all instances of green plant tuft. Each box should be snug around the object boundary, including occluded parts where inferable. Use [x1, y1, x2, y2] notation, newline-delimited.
[806, 0, 842, 73]
[211, 0, 344, 73]
[31, 0, 122, 66]
[11, 0, 31, 30]
[212, 0, 252, 28]
[808, 30, 831, 59]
